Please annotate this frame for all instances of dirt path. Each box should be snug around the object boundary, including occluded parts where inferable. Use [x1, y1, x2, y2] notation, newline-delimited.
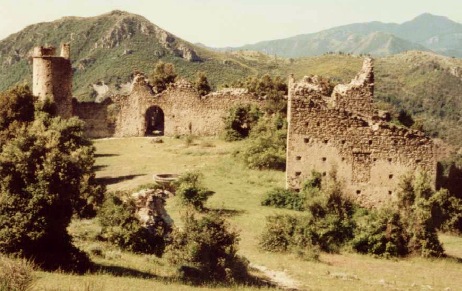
[250, 263, 301, 290]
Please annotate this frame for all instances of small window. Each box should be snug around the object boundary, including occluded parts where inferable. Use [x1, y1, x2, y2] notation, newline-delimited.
[304, 138, 309, 143]
[305, 122, 309, 126]
[389, 174, 393, 179]
[415, 159, 421, 164]
[388, 158, 392, 162]
[316, 121, 321, 126]
[341, 140, 346, 145]
[323, 139, 328, 144]
[341, 157, 345, 161]
[388, 191, 392, 195]
[373, 158, 377, 162]
[322, 157, 327, 162]
[296, 156, 302, 161]
[368, 140, 373, 145]
[393, 140, 398, 145]
[322, 172, 327, 176]
[295, 171, 301, 177]
[356, 190, 361, 195]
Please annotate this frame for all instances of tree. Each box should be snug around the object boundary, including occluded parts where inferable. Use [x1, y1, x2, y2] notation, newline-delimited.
[194, 71, 211, 96]
[0, 86, 103, 272]
[150, 61, 177, 93]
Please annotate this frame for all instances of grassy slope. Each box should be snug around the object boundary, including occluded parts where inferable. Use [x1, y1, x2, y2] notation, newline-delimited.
[34, 137, 462, 291]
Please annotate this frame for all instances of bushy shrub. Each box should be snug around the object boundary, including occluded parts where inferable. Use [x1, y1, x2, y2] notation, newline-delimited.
[175, 171, 214, 211]
[260, 175, 355, 254]
[149, 61, 177, 93]
[194, 71, 211, 96]
[261, 187, 305, 211]
[222, 104, 261, 141]
[0, 256, 35, 291]
[238, 116, 286, 170]
[166, 212, 249, 283]
[352, 208, 409, 257]
[98, 193, 168, 256]
[0, 99, 101, 272]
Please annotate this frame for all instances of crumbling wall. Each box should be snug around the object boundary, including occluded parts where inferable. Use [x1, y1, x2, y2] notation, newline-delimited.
[73, 99, 116, 138]
[286, 58, 437, 206]
[114, 75, 262, 137]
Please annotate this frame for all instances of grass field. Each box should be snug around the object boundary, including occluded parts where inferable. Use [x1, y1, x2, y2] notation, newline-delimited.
[32, 137, 462, 291]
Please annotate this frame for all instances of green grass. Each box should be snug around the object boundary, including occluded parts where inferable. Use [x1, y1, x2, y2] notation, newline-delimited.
[30, 137, 462, 290]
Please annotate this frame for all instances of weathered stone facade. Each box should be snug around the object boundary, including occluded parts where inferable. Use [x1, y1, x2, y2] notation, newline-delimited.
[286, 58, 437, 206]
[32, 44, 73, 118]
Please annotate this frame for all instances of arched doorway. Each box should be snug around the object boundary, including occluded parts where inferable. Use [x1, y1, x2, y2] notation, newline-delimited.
[145, 106, 164, 136]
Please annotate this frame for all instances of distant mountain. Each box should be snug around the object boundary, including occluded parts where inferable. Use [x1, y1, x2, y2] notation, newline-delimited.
[0, 10, 265, 100]
[225, 14, 462, 58]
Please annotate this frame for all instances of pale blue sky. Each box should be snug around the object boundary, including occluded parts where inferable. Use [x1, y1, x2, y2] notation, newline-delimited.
[1, 0, 461, 47]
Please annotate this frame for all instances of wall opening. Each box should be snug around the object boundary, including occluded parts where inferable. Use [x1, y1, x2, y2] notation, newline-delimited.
[145, 106, 165, 136]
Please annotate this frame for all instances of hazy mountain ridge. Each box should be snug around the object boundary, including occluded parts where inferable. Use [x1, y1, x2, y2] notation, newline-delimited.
[225, 13, 462, 58]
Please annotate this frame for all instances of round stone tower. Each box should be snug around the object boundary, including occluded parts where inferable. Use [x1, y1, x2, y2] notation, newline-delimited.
[32, 43, 73, 118]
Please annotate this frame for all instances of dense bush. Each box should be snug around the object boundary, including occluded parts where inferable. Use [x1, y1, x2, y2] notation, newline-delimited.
[98, 192, 169, 256]
[260, 174, 356, 255]
[166, 212, 248, 283]
[149, 61, 177, 93]
[261, 187, 305, 211]
[194, 71, 211, 96]
[0, 88, 103, 271]
[0, 256, 35, 291]
[237, 116, 287, 170]
[352, 208, 409, 257]
[222, 104, 261, 141]
[174, 171, 214, 211]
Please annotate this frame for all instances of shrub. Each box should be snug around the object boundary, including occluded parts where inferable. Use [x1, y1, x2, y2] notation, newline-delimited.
[352, 208, 409, 257]
[222, 104, 261, 141]
[194, 71, 211, 96]
[166, 212, 249, 283]
[0, 256, 35, 291]
[0, 109, 100, 272]
[149, 61, 177, 93]
[238, 116, 286, 170]
[175, 171, 214, 211]
[261, 187, 305, 211]
[98, 193, 168, 256]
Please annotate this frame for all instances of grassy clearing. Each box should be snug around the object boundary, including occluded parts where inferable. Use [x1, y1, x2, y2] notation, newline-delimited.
[32, 137, 462, 290]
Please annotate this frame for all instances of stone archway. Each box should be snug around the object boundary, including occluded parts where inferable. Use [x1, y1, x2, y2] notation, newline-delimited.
[145, 106, 164, 136]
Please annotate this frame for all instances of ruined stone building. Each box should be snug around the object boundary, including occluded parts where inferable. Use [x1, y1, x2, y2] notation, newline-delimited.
[286, 58, 437, 206]
[32, 44, 437, 206]
[32, 44, 262, 138]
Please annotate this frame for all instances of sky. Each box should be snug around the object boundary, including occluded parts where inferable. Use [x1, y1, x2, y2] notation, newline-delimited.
[1, 0, 462, 47]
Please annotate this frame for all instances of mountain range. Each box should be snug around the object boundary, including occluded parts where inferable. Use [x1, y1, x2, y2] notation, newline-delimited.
[222, 13, 462, 58]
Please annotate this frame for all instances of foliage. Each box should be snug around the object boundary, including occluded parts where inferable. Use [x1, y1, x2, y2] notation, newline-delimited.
[0, 256, 35, 291]
[166, 211, 248, 284]
[0, 100, 104, 271]
[149, 61, 177, 93]
[352, 208, 409, 257]
[261, 187, 305, 211]
[397, 109, 415, 128]
[98, 192, 169, 256]
[0, 85, 35, 132]
[237, 116, 287, 170]
[222, 104, 261, 141]
[175, 171, 214, 211]
[194, 71, 211, 96]
[260, 174, 356, 254]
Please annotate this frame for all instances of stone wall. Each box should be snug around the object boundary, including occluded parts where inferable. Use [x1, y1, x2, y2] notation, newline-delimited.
[73, 99, 116, 138]
[112, 74, 262, 137]
[286, 58, 437, 206]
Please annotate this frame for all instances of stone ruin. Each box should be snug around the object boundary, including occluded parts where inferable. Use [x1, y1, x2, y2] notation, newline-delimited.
[31, 44, 437, 206]
[286, 58, 437, 206]
[32, 44, 263, 139]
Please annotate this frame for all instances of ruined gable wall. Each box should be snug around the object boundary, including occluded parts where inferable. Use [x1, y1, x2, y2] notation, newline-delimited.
[114, 76, 262, 137]
[286, 60, 436, 207]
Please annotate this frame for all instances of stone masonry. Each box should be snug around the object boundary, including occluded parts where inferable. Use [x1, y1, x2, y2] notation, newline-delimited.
[286, 58, 437, 206]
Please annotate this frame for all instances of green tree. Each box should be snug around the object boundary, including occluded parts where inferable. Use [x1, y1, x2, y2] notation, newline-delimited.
[194, 71, 211, 96]
[150, 61, 177, 93]
[0, 88, 103, 271]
